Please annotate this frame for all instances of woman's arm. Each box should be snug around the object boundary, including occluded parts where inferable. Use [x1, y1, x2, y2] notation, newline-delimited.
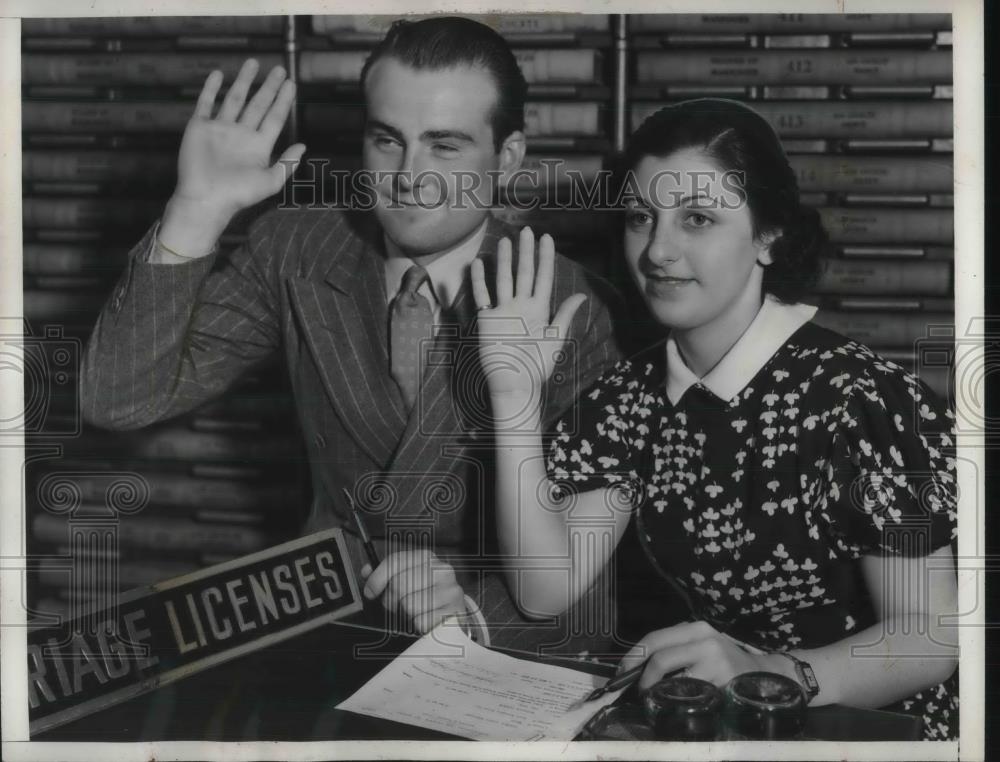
[473, 229, 631, 619]
[761, 544, 958, 707]
[618, 544, 959, 706]
[491, 397, 631, 619]
[766, 364, 961, 706]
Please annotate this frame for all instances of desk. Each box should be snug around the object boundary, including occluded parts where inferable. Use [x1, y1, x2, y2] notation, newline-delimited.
[34, 616, 920, 743]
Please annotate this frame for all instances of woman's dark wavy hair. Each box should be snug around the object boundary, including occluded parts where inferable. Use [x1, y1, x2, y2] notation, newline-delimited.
[619, 98, 827, 303]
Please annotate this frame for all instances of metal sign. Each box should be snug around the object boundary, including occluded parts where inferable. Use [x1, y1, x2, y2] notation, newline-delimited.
[27, 528, 362, 735]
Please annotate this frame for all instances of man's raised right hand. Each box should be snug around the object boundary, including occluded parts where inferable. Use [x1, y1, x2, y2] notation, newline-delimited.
[157, 58, 306, 260]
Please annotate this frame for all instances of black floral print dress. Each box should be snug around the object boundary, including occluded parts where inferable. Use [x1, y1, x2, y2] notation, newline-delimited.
[545, 300, 958, 741]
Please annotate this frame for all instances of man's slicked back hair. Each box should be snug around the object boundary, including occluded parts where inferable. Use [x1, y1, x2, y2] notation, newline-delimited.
[360, 16, 528, 152]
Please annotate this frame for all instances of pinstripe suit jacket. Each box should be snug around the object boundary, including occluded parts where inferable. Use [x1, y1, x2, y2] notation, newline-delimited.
[81, 207, 623, 652]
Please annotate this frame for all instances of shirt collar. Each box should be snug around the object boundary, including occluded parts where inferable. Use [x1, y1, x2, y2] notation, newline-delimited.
[665, 295, 818, 406]
[383, 218, 489, 310]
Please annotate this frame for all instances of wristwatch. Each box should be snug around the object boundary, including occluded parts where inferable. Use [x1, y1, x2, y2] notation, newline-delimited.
[773, 651, 820, 702]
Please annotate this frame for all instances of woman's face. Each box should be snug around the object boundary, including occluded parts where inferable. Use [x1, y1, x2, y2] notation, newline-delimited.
[623, 148, 773, 337]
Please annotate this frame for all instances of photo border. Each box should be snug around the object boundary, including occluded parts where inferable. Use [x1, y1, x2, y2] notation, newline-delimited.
[0, 1, 984, 760]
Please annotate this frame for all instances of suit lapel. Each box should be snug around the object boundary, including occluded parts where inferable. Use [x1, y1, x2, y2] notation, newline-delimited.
[286, 215, 408, 466]
[451, 216, 509, 322]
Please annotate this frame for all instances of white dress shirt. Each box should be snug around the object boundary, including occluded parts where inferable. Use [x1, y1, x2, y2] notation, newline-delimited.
[383, 218, 490, 317]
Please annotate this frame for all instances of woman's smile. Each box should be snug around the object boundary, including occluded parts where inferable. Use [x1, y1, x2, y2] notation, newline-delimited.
[644, 273, 696, 297]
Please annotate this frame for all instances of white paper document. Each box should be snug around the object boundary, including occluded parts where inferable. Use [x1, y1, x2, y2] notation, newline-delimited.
[336, 623, 625, 741]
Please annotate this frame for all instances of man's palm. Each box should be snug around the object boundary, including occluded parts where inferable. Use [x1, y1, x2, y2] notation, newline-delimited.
[173, 59, 305, 218]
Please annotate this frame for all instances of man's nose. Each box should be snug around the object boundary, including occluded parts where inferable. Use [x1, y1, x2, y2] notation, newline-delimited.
[392, 149, 416, 192]
[392, 146, 417, 193]
[400, 161, 447, 208]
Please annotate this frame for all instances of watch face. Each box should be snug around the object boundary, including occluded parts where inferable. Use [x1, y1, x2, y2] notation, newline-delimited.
[797, 663, 820, 696]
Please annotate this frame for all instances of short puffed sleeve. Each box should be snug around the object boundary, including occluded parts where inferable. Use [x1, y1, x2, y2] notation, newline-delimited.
[545, 358, 658, 498]
[818, 360, 957, 559]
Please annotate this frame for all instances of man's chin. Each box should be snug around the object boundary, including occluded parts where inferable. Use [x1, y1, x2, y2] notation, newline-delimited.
[376, 207, 487, 258]
[377, 212, 448, 257]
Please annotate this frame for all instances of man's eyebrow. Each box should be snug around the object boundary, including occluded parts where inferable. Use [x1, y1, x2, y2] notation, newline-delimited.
[422, 129, 476, 143]
[365, 119, 404, 140]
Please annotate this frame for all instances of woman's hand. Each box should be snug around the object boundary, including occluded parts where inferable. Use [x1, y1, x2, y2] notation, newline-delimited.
[361, 550, 468, 635]
[471, 227, 586, 402]
[617, 621, 776, 692]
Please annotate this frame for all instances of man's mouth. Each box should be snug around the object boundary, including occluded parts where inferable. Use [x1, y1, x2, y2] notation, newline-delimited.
[386, 195, 419, 208]
[384, 193, 442, 210]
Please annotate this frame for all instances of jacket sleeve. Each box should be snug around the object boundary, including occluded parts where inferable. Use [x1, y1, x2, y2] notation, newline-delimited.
[80, 212, 283, 431]
[541, 263, 624, 431]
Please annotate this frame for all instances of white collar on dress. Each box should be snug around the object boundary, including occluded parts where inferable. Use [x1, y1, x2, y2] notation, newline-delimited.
[664, 294, 818, 405]
[383, 218, 489, 311]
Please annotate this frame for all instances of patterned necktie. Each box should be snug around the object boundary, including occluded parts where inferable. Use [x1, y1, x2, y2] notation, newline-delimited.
[390, 265, 434, 411]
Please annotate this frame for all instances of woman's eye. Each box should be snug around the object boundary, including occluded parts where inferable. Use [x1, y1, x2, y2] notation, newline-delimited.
[685, 212, 712, 228]
[625, 210, 652, 227]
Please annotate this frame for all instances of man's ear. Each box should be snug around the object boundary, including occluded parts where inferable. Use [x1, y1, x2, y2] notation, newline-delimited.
[496, 130, 526, 182]
[756, 230, 778, 267]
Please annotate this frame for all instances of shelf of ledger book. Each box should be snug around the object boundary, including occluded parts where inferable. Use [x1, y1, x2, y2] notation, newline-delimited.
[291, 13, 957, 402]
[20, 12, 957, 615]
[19, 12, 621, 619]
[19, 10, 958, 426]
[614, 13, 956, 399]
[20, 15, 309, 620]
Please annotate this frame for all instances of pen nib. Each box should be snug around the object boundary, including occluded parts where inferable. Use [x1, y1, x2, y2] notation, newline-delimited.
[566, 686, 602, 713]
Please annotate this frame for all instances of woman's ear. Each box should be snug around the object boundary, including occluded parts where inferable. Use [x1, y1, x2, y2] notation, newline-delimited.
[755, 230, 777, 267]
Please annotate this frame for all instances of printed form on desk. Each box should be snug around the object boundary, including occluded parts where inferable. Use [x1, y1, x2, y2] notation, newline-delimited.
[336, 623, 625, 741]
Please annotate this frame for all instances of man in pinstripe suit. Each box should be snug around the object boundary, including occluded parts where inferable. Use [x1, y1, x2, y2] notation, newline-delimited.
[81, 17, 622, 654]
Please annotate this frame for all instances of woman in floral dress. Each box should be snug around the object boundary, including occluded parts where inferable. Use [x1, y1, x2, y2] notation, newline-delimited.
[472, 98, 958, 740]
